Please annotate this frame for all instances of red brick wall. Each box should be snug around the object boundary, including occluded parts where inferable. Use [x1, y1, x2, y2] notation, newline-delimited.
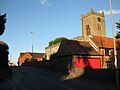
[19, 53, 32, 65]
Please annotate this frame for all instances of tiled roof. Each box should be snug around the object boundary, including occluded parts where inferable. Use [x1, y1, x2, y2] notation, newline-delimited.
[19, 53, 25, 58]
[19, 52, 44, 58]
[89, 35, 120, 49]
[30, 53, 44, 58]
[54, 40, 101, 57]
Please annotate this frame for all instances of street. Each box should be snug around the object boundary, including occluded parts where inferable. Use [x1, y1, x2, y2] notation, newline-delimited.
[0, 67, 119, 90]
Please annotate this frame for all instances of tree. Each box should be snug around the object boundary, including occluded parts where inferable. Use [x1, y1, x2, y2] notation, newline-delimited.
[0, 42, 11, 80]
[48, 37, 68, 46]
[115, 20, 120, 38]
[0, 14, 11, 81]
[0, 13, 6, 36]
[0, 42, 9, 67]
[116, 21, 120, 30]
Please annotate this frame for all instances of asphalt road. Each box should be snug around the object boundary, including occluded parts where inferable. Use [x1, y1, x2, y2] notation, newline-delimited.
[0, 67, 119, 90]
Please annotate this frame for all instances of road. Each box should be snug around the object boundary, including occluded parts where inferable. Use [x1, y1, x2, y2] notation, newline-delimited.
[0, 66, 119, 90]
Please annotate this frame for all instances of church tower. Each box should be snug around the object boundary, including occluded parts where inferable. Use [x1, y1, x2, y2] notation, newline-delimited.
[81, 8, 106, 39]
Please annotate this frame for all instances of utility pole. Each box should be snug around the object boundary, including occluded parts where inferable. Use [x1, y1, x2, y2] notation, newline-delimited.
[31, 32, 34, 53]
[109, 0, 119, 86]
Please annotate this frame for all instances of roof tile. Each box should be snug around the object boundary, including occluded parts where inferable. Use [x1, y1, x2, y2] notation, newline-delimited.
[54, 40, 101, 57]
[89, 35, 120, 49]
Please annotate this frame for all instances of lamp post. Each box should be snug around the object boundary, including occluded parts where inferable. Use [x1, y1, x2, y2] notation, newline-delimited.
[31, 32, 34, 53]
[109, 0, 119, 86]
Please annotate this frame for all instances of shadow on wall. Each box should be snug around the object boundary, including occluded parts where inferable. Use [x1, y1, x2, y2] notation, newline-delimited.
[65, 67, 120, 85]
[50, 40, 94, 76]
[0, 42, 12, 82]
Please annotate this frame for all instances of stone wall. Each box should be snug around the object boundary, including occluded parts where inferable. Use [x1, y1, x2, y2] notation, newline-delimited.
[81, 9, 106, 39]
[45, 43, 60, 60]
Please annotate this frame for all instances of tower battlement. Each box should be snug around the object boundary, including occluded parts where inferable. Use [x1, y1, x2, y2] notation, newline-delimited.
[81, 8, 105, 20]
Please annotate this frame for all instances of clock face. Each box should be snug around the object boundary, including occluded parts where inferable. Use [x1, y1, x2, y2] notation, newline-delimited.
[97, 17, 101, 22]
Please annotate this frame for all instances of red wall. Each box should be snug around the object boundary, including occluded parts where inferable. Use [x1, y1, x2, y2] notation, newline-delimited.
[75, 57, 101, 69]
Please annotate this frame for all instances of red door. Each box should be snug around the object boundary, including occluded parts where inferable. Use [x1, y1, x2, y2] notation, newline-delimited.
[75, 57, 101, 69]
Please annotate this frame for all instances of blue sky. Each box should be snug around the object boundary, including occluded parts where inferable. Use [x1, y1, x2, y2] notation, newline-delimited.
[0, 0, 120, 64]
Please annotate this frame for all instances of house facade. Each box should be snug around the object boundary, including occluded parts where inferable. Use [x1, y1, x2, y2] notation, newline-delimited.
[18, 52, 44, 66]
[88, 35, 120, 68]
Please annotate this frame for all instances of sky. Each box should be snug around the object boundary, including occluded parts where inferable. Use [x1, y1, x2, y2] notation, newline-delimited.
[0, 0, 120, 64]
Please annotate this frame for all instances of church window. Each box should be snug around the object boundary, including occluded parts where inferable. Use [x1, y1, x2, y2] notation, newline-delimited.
[98, 23, 101, 31]
[86, 25, 91, 35]
[97, 17, 101, 22]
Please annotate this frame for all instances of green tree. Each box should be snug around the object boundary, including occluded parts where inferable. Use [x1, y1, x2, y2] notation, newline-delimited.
[116, 21, 120, 30]
[0, 13, 6, 36]
[115, 20, 120, 38]
[48, 37, 68, 46]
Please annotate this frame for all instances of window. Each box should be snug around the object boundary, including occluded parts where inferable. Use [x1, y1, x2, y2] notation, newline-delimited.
[25, 58, 29, 63]
[86, 25, 91, 35]
[97, 17, 101, 22]
[101, 49, 104, 55]
[98, 23, 101, 31]
[106, 61, 114, 69]
[105, 49, 111, 55]
[105, 49, 109, 55]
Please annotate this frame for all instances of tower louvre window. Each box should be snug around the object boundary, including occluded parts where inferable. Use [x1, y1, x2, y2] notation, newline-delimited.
[98, 23, 101, 31]
[86, 25, 91, 35]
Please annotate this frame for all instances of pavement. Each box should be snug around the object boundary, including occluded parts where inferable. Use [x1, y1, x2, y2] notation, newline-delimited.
[35, 67, 120, 90]
[63, 73, 120, 90]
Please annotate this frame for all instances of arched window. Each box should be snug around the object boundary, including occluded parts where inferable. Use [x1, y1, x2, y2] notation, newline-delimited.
[86, 25, 91, 35]
[98, 23, 101, 31]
